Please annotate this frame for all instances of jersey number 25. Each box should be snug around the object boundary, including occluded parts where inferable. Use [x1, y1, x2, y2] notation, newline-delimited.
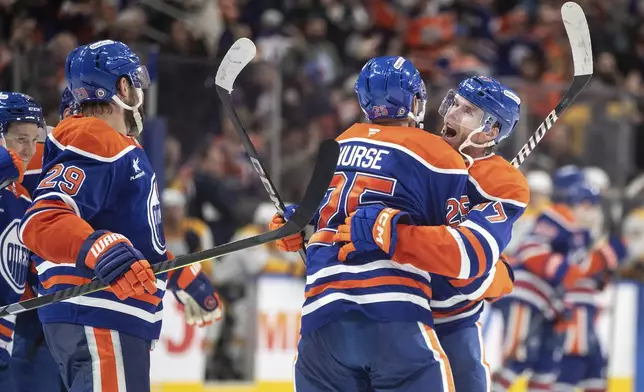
[317, 172, 396, 229]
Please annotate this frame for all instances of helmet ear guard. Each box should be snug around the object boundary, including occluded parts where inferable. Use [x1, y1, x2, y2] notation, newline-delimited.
[452, 76, 521, 143]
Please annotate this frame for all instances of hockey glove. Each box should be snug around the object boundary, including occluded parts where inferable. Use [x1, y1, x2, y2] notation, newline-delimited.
[78, 230, 157, 300]
[268, 204, 304, 252]
[0, 147, 24, 188]
[169, 264, 223, 326]
[334, 204, 410, 262]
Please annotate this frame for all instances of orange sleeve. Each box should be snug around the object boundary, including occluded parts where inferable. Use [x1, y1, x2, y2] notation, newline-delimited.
[481, 260, 514, 301]
[522, 253, 550, 277]
[21, 199, 94, 263]
[392, 224, 464, 278]
[562, 265, 584, 289]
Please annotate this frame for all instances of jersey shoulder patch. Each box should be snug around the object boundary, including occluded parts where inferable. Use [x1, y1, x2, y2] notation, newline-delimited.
[468, 155, 530, 207]
[337, 123, 467, 172]
[50, 116, 139, 162]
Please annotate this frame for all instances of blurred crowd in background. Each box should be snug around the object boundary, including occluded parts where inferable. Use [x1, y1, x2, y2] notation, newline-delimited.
[2, 0, 644, 382]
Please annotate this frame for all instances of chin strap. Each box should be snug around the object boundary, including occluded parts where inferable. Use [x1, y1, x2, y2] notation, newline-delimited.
[112, 88, 144, 135]
[457, 125, 496, 168]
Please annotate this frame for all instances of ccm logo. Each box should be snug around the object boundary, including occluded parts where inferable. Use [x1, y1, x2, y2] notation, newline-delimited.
[375, 208, 396, 246]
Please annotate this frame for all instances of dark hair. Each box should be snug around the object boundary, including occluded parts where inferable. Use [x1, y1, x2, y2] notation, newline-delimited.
[79, 76, 131, 117]
[80, 102, 114, 117]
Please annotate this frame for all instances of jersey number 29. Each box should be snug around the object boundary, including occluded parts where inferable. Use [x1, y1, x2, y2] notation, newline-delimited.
[317, 172, 396, 229]
[38, 164, 86, 196]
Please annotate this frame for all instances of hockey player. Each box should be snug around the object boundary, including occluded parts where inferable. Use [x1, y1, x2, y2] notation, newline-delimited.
[0, 92, 45, 390]
[273, 56, 470, 391]
[552, 183, 627, 392]
[427, 76, 528, 392]
[333, 76, 528, 392]
[490, 167, 598, 391]
[18, 40, 221, 391]
[273, 72, 527, 391]
[7, 88, 79, 392]
[505, 170, 553, 257]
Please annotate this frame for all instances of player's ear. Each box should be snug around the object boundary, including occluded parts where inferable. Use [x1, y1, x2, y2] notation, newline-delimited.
[116, 77, 130, 99]
[487, 125, 500, 140]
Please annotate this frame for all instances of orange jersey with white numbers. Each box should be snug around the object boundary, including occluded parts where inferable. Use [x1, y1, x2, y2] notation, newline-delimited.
[302, 123, 469, 334]
[430, 155, 529, 330]
[19, 115, 169, 341]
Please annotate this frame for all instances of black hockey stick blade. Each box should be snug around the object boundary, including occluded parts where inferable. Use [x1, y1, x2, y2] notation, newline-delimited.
[511, 1, 592, 168]
[0, 139, 339, 317]
[215, 37, 308, 262]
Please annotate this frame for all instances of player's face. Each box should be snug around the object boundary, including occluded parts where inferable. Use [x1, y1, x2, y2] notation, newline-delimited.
[4, 122, 39, 166]
[573, 201, 603, 232]
[441, 94, 485, 149]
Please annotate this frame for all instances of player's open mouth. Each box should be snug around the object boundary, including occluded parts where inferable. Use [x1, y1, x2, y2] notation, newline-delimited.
[442, 124, 458, 140]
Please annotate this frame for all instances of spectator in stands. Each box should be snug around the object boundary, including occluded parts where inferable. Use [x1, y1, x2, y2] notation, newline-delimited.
[184, 145, 246, 245]
[162, 188, 214, 259]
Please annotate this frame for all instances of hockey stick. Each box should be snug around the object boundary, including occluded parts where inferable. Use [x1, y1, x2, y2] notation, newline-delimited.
[215, 38, 308, 263]
[511, 2, 593, 168]
[0, 139, 339, 318]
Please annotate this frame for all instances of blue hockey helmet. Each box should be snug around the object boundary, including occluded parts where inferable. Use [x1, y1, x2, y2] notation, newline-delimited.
[66, 40, 149, 134]
[0, 92, 44, 134]
[354, 56, 427, 126]
[66, 40, 150, 104]
[567, 182, 601, 205]
[59, 87, 79, 120]
[439, 76, 521, 143]
[551, 165, 586, 204]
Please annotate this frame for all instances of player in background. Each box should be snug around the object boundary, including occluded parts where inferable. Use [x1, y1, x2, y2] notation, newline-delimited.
[504, 170, 553, 257]
[490, 166, 599, 391]
[21, 87, 78, 197]
[0, 92, 45, 391]
[552, 182, 628, 392]
[18, 40, 221, 391]
[5, 88, 79, 392]
[272, 56, 470, 391]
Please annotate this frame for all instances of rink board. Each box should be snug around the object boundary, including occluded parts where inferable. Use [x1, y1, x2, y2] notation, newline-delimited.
[151, 277, 642, 391]
[152, 379, 632, 392]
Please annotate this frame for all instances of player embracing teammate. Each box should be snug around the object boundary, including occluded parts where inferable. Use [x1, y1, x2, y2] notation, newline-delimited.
[271, 55, 528, 391]
[0, 47, 528, 390]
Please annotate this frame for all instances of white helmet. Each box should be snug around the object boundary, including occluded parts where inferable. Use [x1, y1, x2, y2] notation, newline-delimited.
[526, 170, 553, 196]
[583, 166, 610, 193]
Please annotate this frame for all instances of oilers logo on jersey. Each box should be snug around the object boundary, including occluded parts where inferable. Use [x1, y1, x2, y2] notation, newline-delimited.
[0, 219, 28, 293]
[147, 174, 165, 255]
